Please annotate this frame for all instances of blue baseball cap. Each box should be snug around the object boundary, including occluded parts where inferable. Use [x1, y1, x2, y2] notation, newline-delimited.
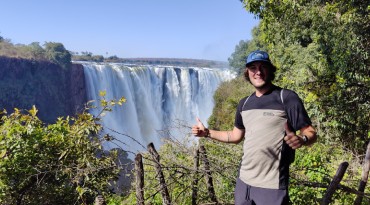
[245, 50, 271, 66]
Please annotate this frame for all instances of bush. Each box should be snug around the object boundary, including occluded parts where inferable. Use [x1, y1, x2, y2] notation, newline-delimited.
[44, 42, 72, 69]
[0, 95, 128, 204]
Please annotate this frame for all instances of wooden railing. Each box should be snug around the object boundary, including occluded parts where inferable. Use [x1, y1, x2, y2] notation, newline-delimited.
[134, 143, 219, 205]
[94, 142, 370, 205]
[320, 142, 370, 205]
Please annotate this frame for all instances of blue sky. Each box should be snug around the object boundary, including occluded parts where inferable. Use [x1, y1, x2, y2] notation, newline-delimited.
[0, 0, 259, 62]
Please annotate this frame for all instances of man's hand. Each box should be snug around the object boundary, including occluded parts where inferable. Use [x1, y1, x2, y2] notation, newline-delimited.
[284, 123, 304, 149]
[192, 117, 207, 137]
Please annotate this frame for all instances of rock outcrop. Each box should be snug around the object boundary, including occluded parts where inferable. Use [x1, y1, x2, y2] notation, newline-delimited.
[0, 56, 87, 123]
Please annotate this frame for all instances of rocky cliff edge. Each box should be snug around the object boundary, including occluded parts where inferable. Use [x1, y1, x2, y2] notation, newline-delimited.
[0, 56, 87, 123]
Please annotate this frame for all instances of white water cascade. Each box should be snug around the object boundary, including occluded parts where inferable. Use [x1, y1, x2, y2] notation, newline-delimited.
[82, 62, 235, 156]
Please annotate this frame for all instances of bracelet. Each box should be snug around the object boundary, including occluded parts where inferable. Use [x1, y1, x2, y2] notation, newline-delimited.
[227, 131, 231, 143]
[204, 128, 211, 138]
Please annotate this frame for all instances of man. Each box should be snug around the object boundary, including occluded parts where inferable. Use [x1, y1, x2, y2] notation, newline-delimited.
[192, 50, 317, 205]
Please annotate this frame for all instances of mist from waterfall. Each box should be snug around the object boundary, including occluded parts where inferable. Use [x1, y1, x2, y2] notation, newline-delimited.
[82, 62, 235, 156]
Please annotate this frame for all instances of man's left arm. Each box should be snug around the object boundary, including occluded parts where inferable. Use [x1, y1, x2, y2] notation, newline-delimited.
[299, 125, 317, 146]
[284, 124, 317, 149]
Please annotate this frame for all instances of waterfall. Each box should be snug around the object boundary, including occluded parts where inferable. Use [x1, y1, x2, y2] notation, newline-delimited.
[82, 62, 235, 156]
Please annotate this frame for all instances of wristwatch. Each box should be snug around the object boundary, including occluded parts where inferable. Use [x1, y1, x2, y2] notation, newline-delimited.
[301, 135, 309, 145]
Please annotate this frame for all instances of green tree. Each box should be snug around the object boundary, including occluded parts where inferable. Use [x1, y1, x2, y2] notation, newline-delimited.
[228, 40, 251, 74]
[44, 42, 72, 69]
[28, 42, 46, 59]
[208, 76, 254, 130]
[241, 0, 370, 151]
[228, 27, 266, 74]
[200, 1, 370, 204]
[91, 55, 104, 62]
[106, 55, 119, 62]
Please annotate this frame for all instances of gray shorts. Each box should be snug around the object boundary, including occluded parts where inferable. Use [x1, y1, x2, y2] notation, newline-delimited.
[234, 178, 290, 205]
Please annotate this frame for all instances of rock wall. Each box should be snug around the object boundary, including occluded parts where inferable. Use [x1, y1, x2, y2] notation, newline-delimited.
[0, 56, 87, 123]
[68, 63, 87, 115]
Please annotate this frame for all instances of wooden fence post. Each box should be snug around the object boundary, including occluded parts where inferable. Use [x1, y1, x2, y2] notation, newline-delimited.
[200, 145, 218, 203]
[147, 143, 171, 205]
[135, 153, 145, 205]
[321, 161, 349, 205]
[192, 148, 200, 205]
[354, 142, 370, 205]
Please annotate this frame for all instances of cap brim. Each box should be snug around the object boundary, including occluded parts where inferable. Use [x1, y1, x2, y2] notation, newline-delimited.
[246, 59, 271, 66]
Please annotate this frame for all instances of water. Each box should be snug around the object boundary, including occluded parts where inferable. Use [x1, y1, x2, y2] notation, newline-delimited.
[82, 62, 235, 156]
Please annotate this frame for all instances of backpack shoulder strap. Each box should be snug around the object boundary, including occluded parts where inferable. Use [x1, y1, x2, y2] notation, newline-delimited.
[280, 88, 296, 163]
[280, 88, 284, 104]
[241, 94, 252, 110]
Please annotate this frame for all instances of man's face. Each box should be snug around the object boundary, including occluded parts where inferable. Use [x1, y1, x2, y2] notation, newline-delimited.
[246, 61, 271, 88]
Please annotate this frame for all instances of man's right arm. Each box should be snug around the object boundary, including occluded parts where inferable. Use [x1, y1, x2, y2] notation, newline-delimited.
[206, 127, 245, 144]
[192, 118, 244, 144]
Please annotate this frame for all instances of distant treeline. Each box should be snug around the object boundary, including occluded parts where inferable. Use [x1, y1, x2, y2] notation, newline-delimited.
[71, 51, 229, 68]
[115, 58, 229, 68]
[0, 36, 228, 68]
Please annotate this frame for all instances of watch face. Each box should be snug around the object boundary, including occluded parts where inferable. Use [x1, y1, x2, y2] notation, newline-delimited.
[303, 135, 308, 143]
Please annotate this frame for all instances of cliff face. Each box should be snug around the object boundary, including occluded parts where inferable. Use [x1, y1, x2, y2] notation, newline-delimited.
[0, 56, 87, 123]
[68, 63, 87, 116]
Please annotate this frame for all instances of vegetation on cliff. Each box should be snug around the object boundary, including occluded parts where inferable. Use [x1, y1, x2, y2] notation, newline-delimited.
[0, 37, 227, 68]
[0, 94, 129, 204]
[0, 39, 71, 69]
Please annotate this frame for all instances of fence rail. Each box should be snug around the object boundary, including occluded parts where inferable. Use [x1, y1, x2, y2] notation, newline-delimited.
[95, 141, 370, 205]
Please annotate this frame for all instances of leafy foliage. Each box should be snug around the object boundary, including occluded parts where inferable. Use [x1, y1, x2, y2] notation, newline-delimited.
[72, 51, 104, 62]
[121, 135, 369, 204]
[26, 42, 46, 60]
[208, 76, 254, 130]
[228, 27, 266, 74]
[44, 42, 72, 69]
[206, 1, 370, 204]
[0, 41, 73, 69]
[208, 1, 370, 204]
[289, 143, 368, 204]
[240, 0, 370, 152]
[0, 95, 128, 205]
[122, 137, 242, 205]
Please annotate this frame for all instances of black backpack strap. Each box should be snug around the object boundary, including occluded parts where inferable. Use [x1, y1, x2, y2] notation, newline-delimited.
[241, 94, 252, 110]
[280, 88, 296, 163]
[280, 88, 284, 104]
